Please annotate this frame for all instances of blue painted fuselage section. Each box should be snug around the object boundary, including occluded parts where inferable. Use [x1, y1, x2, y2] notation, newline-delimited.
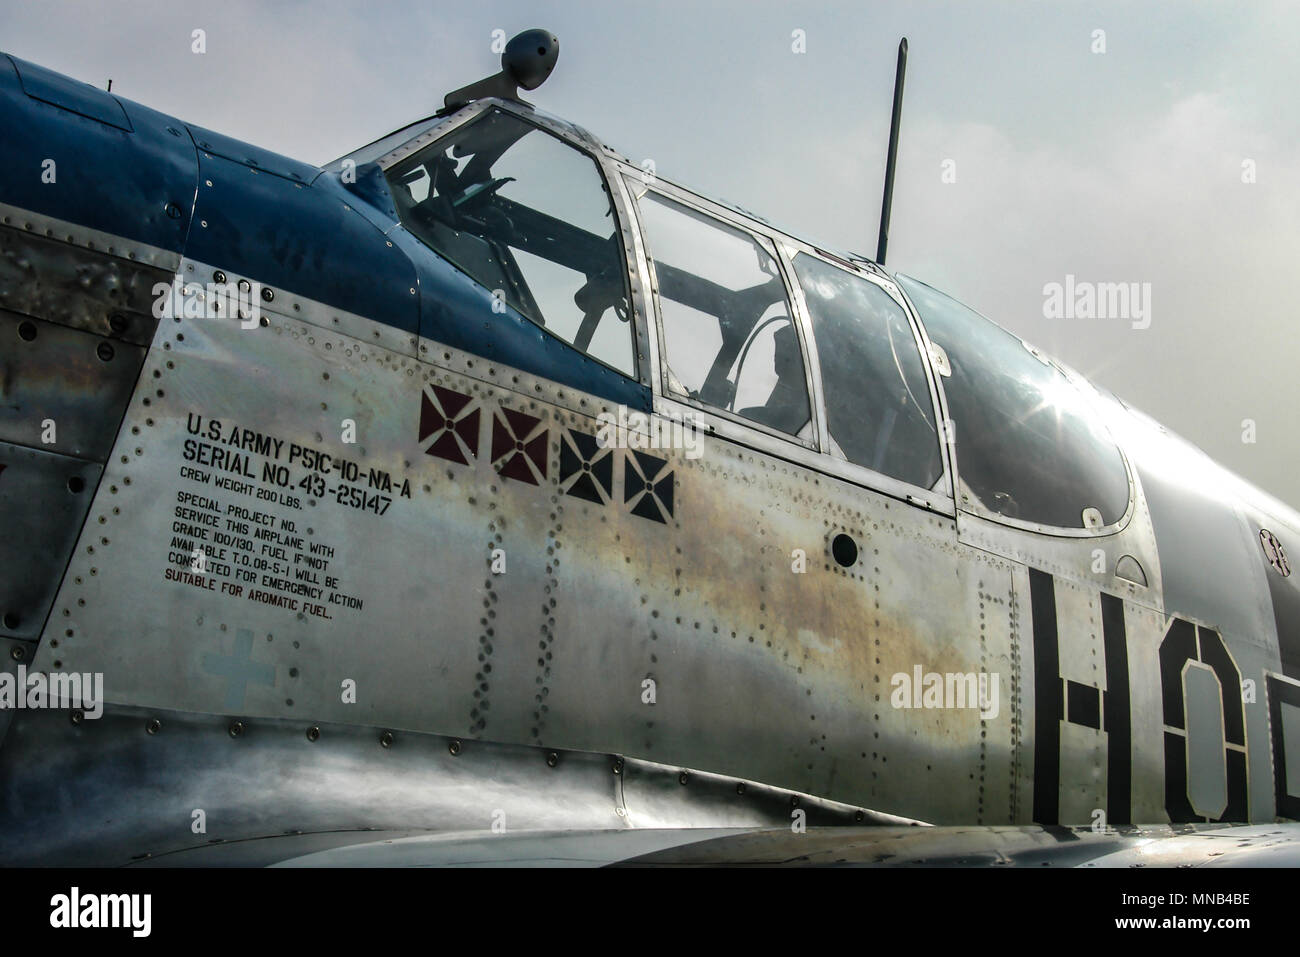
[0, 53, 649, 410]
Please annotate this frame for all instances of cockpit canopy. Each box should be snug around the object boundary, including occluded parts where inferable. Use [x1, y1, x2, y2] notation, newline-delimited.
[365, 99, 1131, 533]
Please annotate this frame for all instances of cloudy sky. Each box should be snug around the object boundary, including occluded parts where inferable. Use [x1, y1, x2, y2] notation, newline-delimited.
[3, 0, 1296, 502]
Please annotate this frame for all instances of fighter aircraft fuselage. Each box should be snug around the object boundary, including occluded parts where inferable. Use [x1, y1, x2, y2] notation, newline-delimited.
[1, 48, 1298, 866]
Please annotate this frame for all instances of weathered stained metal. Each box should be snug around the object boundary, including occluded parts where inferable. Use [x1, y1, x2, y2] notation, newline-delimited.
[0, 441, 101, 641]
[0, 217, 167, 346]
[0, 307, 147, 461]
[0, 703, 906, 866]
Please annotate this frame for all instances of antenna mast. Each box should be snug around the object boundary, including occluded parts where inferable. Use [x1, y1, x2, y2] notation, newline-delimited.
[875, 37, 907, 266]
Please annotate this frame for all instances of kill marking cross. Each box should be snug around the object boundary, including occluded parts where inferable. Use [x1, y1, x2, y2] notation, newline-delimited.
[202, 628, 275, 710]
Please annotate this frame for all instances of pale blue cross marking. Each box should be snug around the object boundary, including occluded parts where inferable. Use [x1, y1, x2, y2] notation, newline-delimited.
[202, 628, 275, 710]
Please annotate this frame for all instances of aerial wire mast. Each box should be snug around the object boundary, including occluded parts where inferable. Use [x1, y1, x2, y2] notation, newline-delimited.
[876, 37, 908, 266]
